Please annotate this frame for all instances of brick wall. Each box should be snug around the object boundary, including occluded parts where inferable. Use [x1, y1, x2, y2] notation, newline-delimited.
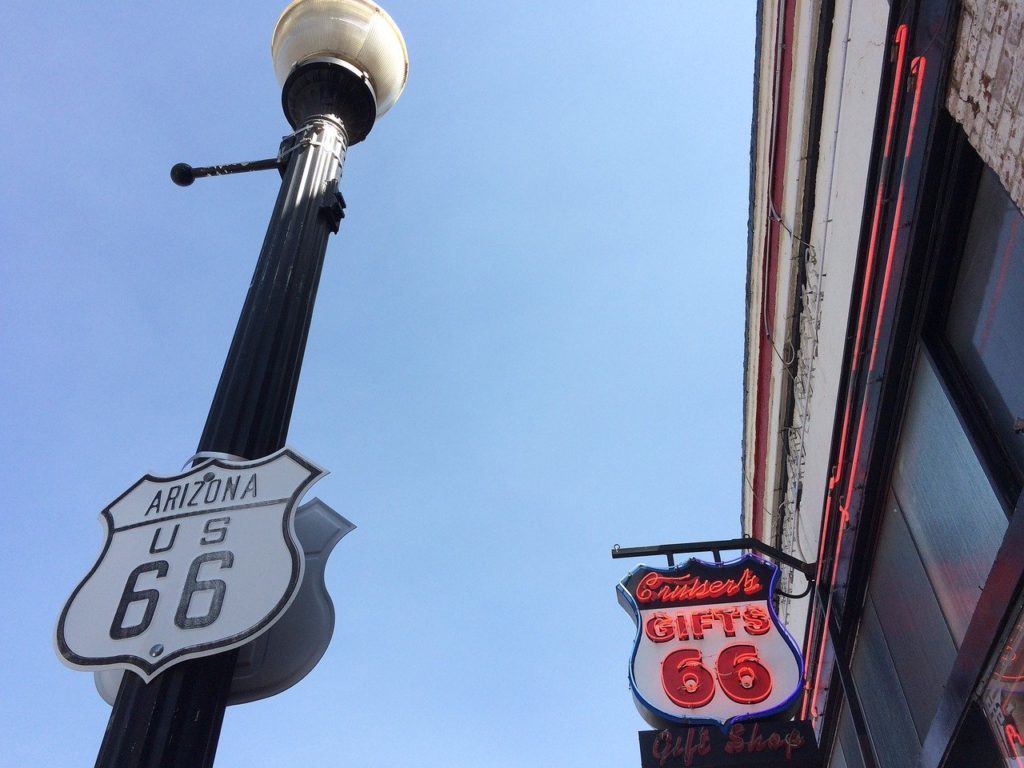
[947, 0, 1024, 208]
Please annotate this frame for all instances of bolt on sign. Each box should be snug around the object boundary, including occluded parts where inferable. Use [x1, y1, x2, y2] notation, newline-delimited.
[618, 555, 803, 728]
[56, 448, 324, 681]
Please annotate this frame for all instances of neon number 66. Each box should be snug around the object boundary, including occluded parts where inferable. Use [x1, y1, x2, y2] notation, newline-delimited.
[661, 643, 772, 708]
[109, 551, 234, 639]
[716, 643, 772, 704]
[661, 648, 716, 708]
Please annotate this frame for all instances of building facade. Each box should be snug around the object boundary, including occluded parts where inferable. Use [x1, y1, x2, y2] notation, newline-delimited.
[743, 0, 1024, 765]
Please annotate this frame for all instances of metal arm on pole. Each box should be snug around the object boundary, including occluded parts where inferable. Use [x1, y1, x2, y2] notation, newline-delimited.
[170, 158, 284, 187]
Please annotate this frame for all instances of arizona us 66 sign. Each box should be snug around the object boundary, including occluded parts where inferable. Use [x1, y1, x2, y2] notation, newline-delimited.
[56, 447, 325, 681]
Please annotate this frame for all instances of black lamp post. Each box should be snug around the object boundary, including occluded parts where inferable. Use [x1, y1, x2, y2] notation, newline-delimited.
[94, 2, 407, 766]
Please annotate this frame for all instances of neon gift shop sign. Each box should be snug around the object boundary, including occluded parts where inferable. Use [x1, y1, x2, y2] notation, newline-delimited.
[618, 554, 803, 728]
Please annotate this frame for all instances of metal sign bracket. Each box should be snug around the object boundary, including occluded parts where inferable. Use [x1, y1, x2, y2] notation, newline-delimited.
[611, 536, 816, 581]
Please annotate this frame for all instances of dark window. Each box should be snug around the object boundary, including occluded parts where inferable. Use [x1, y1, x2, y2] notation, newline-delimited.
[945, 167, 1024, 490]
[868, 490, 956, 739]
[851, 598, 921, 766]
[890, 350, 1007, 644]
[832, 700, 866, 768]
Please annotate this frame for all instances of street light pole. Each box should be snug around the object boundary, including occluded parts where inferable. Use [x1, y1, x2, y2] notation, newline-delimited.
[196, 112, 351, 461]
[93, 2, 407, 765]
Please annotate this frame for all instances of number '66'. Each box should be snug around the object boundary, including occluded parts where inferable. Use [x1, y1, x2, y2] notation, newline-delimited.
[109, 550, 234, 640]
[661, 643, 773, 708]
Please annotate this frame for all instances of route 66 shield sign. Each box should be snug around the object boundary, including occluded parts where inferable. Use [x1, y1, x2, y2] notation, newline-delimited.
[618, 555, 803, 728]
[56, 447, 325, 682]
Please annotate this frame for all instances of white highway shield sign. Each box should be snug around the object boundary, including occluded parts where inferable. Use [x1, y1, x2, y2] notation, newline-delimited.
[618, 555, 803, 728]
[56, 447, 325, 681]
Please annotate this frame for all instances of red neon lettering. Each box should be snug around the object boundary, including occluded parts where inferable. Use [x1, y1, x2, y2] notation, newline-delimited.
[657, 642, 777, 714]
[644, 604, 772, 643]
[635, 568, 764, 605]
[661, 648, 716, 709]
[650, 731, 678, 768]
[725, 723, 805, 760]
[716, 644, 773, 704]
[741, 605, 771, 635]
[635, 571, 660, 601]
[691, 610, 714, 640]
[714, 607, 739, 637]
[645, 613, 675, 643]
[652, 728, 710, 768]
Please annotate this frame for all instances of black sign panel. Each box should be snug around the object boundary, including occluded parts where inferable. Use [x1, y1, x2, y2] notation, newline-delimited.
[638, 720, 821, 768]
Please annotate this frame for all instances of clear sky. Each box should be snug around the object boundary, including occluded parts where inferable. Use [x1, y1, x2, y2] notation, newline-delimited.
[1, 1, 755, 765]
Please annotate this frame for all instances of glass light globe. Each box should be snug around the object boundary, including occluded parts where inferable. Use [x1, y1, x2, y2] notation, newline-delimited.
[272, 0, 408, 117]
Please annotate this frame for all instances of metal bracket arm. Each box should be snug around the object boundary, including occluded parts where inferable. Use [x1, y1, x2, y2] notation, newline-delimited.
[611, 536, 816, 577]
[171, 157, 284, 187]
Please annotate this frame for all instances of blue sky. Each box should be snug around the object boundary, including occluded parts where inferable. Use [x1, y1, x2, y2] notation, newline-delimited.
[1, 1, 755, 765]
